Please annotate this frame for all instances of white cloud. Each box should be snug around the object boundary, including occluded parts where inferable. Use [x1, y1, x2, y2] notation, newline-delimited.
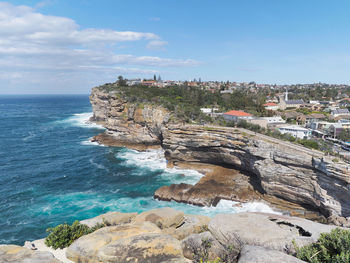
[0, 2, 199, 93]
[146, 40, 168, 50]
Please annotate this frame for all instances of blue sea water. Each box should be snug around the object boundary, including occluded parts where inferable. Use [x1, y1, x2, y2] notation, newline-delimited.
[0, 95, 277, 245]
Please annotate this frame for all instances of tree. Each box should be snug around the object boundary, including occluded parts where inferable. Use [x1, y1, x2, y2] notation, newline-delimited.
[117, 75, 126, 86]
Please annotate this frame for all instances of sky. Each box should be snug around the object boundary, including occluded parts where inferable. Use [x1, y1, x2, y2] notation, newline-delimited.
[1, 0, 350, 94]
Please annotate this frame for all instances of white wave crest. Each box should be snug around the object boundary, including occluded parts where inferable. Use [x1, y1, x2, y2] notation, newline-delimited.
[56, 112, 105, 129]
[80, 139, 105, 147]
[116, 148, 203, 184]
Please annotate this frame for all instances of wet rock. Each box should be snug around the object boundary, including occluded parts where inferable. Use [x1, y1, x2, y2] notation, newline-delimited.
[0, 245, 62, 263]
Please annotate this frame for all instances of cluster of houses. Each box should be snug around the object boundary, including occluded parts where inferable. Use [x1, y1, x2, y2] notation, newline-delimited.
[125, 77, 350, 142]
[201, 89, 350, 141]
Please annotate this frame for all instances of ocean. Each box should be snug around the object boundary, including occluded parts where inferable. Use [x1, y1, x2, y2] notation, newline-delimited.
[0, 95, 277, 245]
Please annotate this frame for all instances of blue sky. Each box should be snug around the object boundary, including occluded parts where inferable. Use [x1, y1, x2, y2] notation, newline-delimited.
[1, 0, 350, 93]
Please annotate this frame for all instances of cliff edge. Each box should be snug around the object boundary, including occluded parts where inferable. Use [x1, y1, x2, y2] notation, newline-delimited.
[90, 87, 350, 219]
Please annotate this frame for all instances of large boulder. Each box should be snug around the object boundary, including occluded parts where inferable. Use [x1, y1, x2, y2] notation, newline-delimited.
[134, 207, 185, 229]
[66, 222, 160, 263]
[0, 245, 62, 263]
[80, 211, 137, 227]
[162, 214, 211, 240]
[238, 245, 306, 263]
[208, 212, 337, 253]
[97, 233, 188, 263]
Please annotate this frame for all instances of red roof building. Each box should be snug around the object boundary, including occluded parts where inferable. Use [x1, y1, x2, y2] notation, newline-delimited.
[223, 110, 252, 117]
[263, 102, 278, 107]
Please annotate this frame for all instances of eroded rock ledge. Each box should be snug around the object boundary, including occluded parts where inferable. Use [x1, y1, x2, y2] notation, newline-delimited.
[90, 87, 350, 219]
[2, 208, 341, 263]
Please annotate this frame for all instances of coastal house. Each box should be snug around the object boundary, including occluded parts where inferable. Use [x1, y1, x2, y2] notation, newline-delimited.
[278, 125, 311, 139]
[297, 113, 326, 127]
[331, 108, 350, 118]
[263, 102, 279, 111]
[142, 80, 156, 86]
[223, 110, 253, 122]
[249, 116, 286, 129]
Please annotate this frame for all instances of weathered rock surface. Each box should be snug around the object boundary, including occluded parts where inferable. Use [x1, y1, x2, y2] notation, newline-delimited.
[96, 233, 187, 263]
[0, 245, 62, 263]
[208, 212, 337, 253]
[162, 214, 211, 240]
[133, 207, 185, 229]
[90, 87, 170, 148]
[238, 245, 306, 263]
[162, 125, 350, 217]
[66, 222, 161, 263]
[155, 164, 259, 207]
[80, 211, 137, 227]
[181, 231, 224, 261]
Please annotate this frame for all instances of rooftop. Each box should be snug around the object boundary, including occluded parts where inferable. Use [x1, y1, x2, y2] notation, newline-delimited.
[224, 110, 252, 117]
[263, 102, 278, 106]
[286, 99, 304, 105]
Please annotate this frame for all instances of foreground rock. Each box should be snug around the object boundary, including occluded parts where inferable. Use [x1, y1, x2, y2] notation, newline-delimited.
[66, 222, 161, 262]
[238, 245, 306, 263]
[80, 211, 137, 227]
[3, 209, 341, 263]
[133, 207, 185, 229]
[163, 214, 211, 240]
[208, 212, 337, 253]
[97, 233, 187, 263]
[0, 245, 62, 263]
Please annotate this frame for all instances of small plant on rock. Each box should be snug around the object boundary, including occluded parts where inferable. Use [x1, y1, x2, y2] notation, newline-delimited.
[294, 228, 350, 263]
[45, 220, 106, 249]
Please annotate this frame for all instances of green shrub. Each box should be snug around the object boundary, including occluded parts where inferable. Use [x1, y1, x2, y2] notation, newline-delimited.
[45, 220, 105, 249]
[295, 228, 350, 263]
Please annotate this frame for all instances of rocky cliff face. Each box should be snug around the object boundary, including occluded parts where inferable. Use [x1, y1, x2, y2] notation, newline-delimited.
[90, 88, 350, 218]
[162, 125, 350, 217]
[90, 87, 170, 148]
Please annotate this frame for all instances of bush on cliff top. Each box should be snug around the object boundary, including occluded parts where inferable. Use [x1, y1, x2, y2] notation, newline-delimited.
[45, 220, 105, 249]
[295, 228, 350, 263]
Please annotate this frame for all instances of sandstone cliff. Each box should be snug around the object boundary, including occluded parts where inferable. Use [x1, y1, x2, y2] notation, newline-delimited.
[90, 87, 170, 149]
[90, 87, 350, 218]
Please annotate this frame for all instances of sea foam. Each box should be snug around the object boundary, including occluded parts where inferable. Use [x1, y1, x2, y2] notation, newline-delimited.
[55, 112, 105, 129]
[116, 148, 203, 184]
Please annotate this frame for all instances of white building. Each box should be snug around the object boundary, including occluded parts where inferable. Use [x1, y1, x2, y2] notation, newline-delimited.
[200, 108, 219, 114]
[262, 116, 285, 124]
[278, 125, 311, 139]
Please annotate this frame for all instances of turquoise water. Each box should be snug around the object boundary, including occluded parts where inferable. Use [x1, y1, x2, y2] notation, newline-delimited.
[0, 95, 276, 245]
